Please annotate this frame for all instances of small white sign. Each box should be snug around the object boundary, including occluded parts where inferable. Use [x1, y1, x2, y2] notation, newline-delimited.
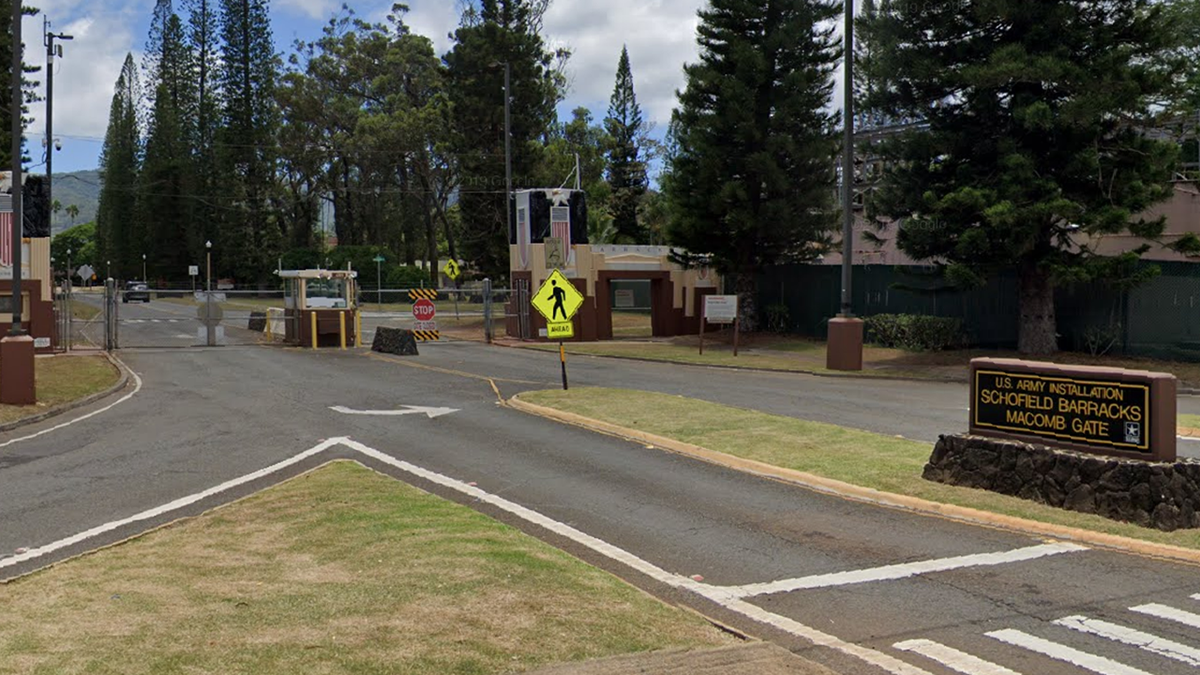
[188, 265, 199, 276]
[34, 337, 49, 349]
[704, 295, 738, 324]
[414, 320, 437, 331]
[614, 289, 635, 309]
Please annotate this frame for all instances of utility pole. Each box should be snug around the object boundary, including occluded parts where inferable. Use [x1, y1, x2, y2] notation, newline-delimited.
[826, 0, 864, 372]
[504, 62, 512, 251]
[43, 19, 72, 241]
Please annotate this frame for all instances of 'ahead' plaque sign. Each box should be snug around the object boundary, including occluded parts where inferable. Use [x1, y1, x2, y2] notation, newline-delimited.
[969, 358, 1176, 462]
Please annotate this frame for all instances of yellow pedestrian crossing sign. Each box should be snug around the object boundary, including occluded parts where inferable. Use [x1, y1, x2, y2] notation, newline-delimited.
[442, 260, 461, 280]
[532, 269, 584, 323]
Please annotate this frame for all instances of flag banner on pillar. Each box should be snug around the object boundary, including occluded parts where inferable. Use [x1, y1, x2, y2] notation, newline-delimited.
[0, 212, 11, 268]
[550, 206, 573, 266]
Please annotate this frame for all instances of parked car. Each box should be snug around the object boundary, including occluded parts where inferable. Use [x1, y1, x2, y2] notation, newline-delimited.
[124, 281, 150, 303]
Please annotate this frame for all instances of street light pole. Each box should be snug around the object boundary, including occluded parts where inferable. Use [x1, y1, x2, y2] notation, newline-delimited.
[503, 62, 512, 252]
[142, 253, 146, 282]
[205, 240, 214, 346]
[44, 20, 72, 242]
[826, 0, 865, 372]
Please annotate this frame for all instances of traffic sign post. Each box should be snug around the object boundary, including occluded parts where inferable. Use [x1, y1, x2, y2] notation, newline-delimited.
[701, 295, 739, 357]
[373, 254, 386, 311]
[531, 269, 585, 391]
[442, 260, 461, 320]
[411, 296, 438, 341]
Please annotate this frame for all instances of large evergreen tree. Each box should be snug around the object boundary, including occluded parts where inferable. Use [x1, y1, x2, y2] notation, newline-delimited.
[0, 5, 42, 169]
[665, 0, 840, 330]
[217, 0, 281, 282]
[604, 46, 648, 243]
[141, 13, 197, 281]
[864, 1, 1190, 354]
[184, 0, 223, 264]
[445, 0, 566, 280]
[95, 55, 142, 280]
[540, 107, 613, 242]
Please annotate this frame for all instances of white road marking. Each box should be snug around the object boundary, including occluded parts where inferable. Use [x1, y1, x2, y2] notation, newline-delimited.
[715, 543, 1087, 598]
[0, 368, 143, 450]
[1190, 593, 1200, 602]
[0, 437, 343, 571]
[894, 639, 1023, 674]
[329, 405, 459, 419]
[986, 629, 1153, 675]
[1130, 603, 1200, 629]
[338, 438, 934, 675]
[1055, 615, 1200, 667]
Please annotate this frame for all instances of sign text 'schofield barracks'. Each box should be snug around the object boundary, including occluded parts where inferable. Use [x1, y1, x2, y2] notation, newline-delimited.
[973, 370, 1150, 452]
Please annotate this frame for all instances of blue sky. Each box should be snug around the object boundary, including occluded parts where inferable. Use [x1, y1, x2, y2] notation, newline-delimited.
[27, 0, 715, 176]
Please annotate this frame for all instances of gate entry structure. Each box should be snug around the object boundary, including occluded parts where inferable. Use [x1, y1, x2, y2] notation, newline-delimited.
[278, 269, 360, 348]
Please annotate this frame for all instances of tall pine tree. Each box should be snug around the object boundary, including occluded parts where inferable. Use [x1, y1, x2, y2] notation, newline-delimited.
[185, 0, 224, 267]
[665, 0, 840, 330]
[141, 12, 196, 282]
[864, 1, 1189, 354]
[604, 46, 648, 243]
[445, 0, 566, 280]
[217, 0, 281, 282]
[95, 55, 142, 280]
[0, 5, 42, 169]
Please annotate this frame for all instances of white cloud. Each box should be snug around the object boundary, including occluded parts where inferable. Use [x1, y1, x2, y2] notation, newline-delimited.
[404, 0, 460, 56]
[275, 0, 339, 21]
[26, 1, 143, 154]
[543, 0, 704, 127]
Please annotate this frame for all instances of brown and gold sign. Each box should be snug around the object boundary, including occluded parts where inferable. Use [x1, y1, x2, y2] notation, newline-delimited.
[970, 358, 1176, 462]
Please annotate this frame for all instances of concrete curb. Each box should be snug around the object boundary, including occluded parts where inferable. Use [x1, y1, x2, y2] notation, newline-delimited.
[507, 396, 1200, 567]
[0, 352, 131, 434]
[497, 342, 1200, 395]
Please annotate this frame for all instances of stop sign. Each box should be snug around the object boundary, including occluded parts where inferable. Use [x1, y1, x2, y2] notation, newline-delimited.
[412, 298, 436, 321]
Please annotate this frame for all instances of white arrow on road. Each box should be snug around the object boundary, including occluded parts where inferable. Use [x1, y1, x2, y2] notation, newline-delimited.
[330, 405, 459, 419]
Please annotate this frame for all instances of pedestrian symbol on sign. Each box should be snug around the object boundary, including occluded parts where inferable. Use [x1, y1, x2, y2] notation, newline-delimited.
[551, 280, 567, 321]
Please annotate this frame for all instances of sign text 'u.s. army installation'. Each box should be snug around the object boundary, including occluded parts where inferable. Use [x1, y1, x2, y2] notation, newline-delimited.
[970, 358, 1177, 462]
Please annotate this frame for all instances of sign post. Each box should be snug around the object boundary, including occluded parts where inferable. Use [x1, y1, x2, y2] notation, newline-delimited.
[702, 295, 739, 356]
[442, 260, 461, 319]
[373, 254, 386, 311]
[408, 289, 439, 341]
[531, 269, 585, 390]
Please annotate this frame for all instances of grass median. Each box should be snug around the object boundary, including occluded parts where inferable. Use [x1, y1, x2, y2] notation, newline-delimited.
[519, 387, 1200, 551]
[0, 355, 120, 425]
[0, 461, 734, 674]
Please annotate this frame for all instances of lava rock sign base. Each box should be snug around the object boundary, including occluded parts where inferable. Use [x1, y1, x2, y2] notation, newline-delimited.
[372, 326, 419, 356]
[925, 434, 1200, 531]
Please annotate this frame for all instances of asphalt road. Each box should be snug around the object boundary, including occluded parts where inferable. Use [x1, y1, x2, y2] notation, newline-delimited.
[2, 333, 1200, 674]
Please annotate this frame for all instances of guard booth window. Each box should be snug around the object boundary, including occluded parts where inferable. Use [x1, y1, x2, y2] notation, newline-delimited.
[307, 278, 347, 309]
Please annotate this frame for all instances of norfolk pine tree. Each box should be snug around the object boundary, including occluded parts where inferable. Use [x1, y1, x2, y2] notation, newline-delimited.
[445, 0, 565, 280]
[95, 55, 142, 280]
[605, 46, 648, 243]
[863, 1, 1192, 355]
[665, 0, 840, 330]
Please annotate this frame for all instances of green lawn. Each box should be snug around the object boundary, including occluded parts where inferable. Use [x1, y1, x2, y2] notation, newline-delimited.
[521, 388, 1200, 551]
[0, 461, 734, 674]
[0, 356, 120, 425]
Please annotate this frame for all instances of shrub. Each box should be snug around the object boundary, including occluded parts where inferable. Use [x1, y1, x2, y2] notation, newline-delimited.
[864, 314, 964, 351]
[765, 302, 790, 333]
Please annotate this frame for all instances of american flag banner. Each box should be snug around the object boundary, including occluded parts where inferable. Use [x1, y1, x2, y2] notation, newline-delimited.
[0, 211, 11, 269]
[550, 206, 571, 246]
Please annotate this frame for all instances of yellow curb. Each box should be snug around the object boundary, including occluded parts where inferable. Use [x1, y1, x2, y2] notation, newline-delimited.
[507, 395, 1200, 568]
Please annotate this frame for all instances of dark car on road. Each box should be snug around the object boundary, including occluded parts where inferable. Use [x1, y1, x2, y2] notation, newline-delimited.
[124, 281, 150, 303]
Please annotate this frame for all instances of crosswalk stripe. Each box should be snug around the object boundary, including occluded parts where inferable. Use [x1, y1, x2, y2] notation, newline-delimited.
[1056, 615, 1200, 667]
[894, 639, 1023, 674]
[716, 543, 1087, 598]
[1191, 594, 1200, 602]
[986, 629, 1153, 675]
[1130, 603, 1200, 630]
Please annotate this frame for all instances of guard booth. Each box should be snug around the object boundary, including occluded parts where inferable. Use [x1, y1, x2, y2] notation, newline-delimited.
[278, 269, 360, 348]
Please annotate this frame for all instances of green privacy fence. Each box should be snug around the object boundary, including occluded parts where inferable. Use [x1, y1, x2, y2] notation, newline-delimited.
[758, 262, 1200, 360]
